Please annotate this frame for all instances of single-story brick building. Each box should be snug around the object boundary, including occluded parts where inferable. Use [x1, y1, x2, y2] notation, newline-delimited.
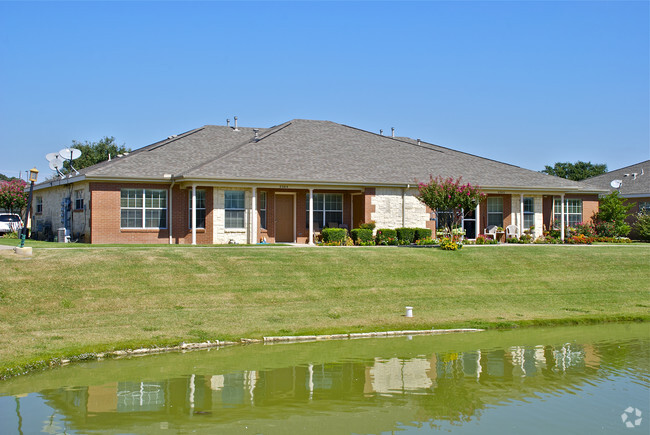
[32, 119, 606, 244]
[582, 160, 650, 224]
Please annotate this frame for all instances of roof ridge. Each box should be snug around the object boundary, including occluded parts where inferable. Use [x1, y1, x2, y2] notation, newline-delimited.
[178, 121, 293, 177]
[586, 159, 650, 180]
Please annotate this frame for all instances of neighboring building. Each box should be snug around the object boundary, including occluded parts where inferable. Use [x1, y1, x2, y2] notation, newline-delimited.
[32, 119, 606, 244]
[582, 160, 650, 222]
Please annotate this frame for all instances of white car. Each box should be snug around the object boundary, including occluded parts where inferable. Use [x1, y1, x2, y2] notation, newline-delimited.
[0, 213, 24, 235]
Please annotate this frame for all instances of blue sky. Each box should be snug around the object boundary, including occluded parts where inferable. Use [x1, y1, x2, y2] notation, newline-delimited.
[1, 1, 648, 180]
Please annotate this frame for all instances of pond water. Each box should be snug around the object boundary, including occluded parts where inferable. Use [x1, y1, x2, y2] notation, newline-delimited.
[0, 323, 648, 434]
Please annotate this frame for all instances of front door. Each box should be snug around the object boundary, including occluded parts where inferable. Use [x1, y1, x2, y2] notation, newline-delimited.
[275, 194, 295, 242]
[463, 208, 477, 239]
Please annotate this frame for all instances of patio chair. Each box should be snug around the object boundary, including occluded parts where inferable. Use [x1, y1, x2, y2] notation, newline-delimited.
[484, 225, 498, 240]
[505, 224, 518, 239]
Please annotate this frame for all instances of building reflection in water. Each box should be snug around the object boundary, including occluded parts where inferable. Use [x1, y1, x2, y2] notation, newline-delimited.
[23, 340, 605, 434]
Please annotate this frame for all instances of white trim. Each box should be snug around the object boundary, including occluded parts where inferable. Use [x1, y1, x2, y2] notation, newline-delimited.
[251, 187, 257, 244]
[308, 189, 314, 245]
[519, 193, 524, 237]
[191, 184, 197, 245]
[275, 192, 296, 243]
[553, 193, 564, 241]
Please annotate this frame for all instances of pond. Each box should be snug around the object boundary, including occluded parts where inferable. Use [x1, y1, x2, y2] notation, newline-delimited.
[0, 323, 648, 434]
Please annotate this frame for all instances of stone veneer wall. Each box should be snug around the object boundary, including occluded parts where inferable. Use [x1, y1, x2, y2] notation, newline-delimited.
[213, 188, 252, 244]
[509, 195, 544, 239]
[370, 188, 429, 229]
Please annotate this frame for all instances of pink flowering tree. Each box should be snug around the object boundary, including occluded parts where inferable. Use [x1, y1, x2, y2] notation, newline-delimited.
[0, 179, 28, 214]
[416, 176, 485, 238]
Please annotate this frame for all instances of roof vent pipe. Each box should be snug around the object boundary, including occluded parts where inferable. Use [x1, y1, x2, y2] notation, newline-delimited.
[234, 116, 239, 131]
[253, 129, 260, 141]
[380, 129, 383, 136]
[226, 119, 230, 127]
[417, 138, 421, 145]
[391, 127, 395, 137]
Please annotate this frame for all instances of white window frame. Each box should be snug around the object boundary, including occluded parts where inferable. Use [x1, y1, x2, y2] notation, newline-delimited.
[523, 197, 534, 229]
[120, 189, 167, 229]
[259, 191, 267, 230]
[35, 196, 43, 214]
[188, 189, 206, 229]
[487, 197, 504, 227]
[225, 190, 245, 229]
[306, 193, 343, 228]
[554, 198, 582, 227]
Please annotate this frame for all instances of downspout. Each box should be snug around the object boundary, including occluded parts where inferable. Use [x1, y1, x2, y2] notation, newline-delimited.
[402, 187, 406, 227]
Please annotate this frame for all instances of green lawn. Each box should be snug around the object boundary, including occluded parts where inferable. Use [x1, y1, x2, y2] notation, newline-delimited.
[1, 244, 648, 378]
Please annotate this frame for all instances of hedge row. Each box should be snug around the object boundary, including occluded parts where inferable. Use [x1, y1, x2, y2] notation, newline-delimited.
[321, 227, 432, 246]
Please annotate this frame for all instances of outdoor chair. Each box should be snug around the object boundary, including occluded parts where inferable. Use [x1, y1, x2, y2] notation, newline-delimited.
[505, 224, 518, 239]
[484, 225, 498, 240]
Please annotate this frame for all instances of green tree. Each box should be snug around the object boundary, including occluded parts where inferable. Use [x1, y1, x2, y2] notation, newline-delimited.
[62, 137, 130, 174]
[541, 161, 607, 181]
[593, 191, 633, 236]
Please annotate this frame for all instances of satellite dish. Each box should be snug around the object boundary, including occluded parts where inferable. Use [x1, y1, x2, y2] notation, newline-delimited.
[610, 179, 622, 189]
[59, 148, 81, 160]
[45, 152, 60, 162]
[49, 157, 64, 171]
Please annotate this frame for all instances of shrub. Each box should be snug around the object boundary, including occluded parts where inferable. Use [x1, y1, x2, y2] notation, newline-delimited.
[594, 221, 616, 237]
[396, 228, 416, 244]
[350, 228, 374, 245]
[358, 221, 376, 231]
[1, 231, 19, 239]
[375, 229, 397, 245]
[475, 235, 486, 245]
[439, 237, 462, 251]
[321, 228, 348, 245]
[416, 237, 437, 245]
[414, 228, 432, 241]
[565, 234, 593, 244]
[574, 222, 596, 237]
[631, 212, 650, 241]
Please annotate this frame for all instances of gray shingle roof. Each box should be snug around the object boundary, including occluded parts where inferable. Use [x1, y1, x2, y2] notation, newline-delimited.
[77, 119, 602, 192]
[582, 160, 650, 196]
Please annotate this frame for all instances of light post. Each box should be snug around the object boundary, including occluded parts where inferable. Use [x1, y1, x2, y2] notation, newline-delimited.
[19, 168, 38, 249]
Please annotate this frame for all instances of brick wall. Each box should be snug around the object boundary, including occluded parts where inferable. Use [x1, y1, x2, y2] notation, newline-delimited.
[89, 182, 215, 244]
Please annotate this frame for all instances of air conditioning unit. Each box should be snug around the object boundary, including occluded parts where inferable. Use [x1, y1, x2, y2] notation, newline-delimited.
[57, 228, 69, 243]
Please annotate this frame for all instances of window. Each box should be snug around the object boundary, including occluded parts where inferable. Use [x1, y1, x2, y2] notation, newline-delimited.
[225, 191, 245, 229]
[36, 197, 43, 214]
[259, 191, 267, 229]
[436, 209, 454, 230]
[120, 189, 167, 229]
[554, 198, 583, 227]
[640, 202, 650, 213]
[523, 197, 534, 229]
[188, 189, 206, 229]
[306, 193, 343, 228]
[487, 197, 503, 227]
[74, 190, 84, 210]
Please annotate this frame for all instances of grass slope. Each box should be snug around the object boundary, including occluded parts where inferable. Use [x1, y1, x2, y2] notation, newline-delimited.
[1, 244, 649, 377]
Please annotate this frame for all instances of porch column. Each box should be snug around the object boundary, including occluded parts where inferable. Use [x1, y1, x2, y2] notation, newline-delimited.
[560, 193, 564, 241]
[308, 188, 314, 245]
[251, 187, 257, 244]
[191, 184, 197, 245]
[476, 202, 480, 235]
[519, 193, 524, 237]
[168, 183, 174, 244]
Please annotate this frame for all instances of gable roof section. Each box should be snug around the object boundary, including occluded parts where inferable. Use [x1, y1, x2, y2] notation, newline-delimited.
[50, 119, 604, 192]
[582, 160, 650, 196]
